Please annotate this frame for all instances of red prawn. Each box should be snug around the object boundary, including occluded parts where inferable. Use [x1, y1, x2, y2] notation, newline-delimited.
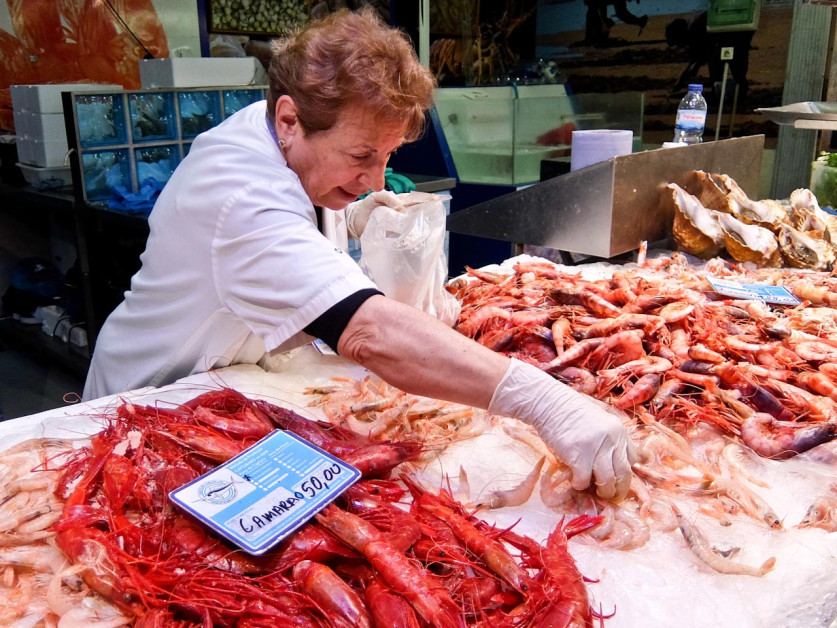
[315, 504, 464, 628]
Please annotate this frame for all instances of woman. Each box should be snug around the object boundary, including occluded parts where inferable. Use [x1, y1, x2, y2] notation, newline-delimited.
[84, 9, 635, 500]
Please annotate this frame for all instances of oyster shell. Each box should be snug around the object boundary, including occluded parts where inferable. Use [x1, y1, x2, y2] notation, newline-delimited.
[733, 196, 789, 232]
[790, 188, 835, 240]
[694, 170, 788, 231]
[693, 170, 736, 214]
[667, 183, 725, 258]
[715, 212, 783, 267]
[777, 223, 836, 271]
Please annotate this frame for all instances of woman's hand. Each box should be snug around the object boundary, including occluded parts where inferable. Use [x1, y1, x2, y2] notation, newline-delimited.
[489, 358, 636, 500]
[345, 190, 403, 238]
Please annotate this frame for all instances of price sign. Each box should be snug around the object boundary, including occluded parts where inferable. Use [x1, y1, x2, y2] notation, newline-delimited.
[169, 430, 360, 555]
[706, 276, 800, 305]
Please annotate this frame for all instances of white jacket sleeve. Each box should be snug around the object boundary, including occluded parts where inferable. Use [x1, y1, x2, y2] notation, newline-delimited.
[489, 358, 636, 500]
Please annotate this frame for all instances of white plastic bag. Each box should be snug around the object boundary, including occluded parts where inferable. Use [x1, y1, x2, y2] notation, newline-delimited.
[358, 191, 461, 327]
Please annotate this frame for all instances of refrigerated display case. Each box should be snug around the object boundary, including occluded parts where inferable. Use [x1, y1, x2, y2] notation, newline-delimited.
[434, 85, 644, 186]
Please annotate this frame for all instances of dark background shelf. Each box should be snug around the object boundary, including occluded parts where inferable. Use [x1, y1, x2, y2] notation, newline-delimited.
[0, 317, 89, 379]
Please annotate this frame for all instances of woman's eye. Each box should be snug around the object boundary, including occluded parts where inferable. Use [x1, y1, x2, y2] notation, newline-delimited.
[350, 153, 370, 163]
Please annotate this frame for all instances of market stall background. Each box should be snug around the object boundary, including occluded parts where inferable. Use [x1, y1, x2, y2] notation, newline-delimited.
[536, 1, 792, 147]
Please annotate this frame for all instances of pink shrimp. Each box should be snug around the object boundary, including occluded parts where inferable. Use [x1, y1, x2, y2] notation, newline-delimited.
[801, 371, 837, 401]
[597, 356, 673, 382]
[586, 329, 646, 370]
[649, 377, 686, 411]
[553, 366, 598, 395]
[465, 266, 514, 285]
[574, 313, 664, 339]
[659, 301, 695, 323]
[687, 343, 727, 364]
[613, 373, 662, 409]
[549, 285, 622, 318]
[551, 318, 573, 354]
[671, 504, 776, 577]
[797, 495, 837, 532]
[544, 338, 605, 372]
[481, 456, 546, 509]
[455, 306, 512, 338]
[793, 340, 837, 363]
[819, 362, 837, 381]
[739, 413, 837, 459]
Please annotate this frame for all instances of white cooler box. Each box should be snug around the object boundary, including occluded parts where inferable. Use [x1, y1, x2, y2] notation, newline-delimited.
[16, 137, 70, 168]
[139, 57, 267, 89]
[10, 83, 122, 114]
[11, 83, 122, 168]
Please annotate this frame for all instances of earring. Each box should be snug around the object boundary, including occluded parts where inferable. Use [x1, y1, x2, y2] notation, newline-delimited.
[279, 139, 287, 150]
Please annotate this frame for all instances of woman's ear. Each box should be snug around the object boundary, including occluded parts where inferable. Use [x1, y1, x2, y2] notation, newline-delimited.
[274, 95, 300, 141]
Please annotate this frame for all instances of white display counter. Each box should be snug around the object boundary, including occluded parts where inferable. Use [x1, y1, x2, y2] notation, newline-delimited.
[7, 342, 837, 627]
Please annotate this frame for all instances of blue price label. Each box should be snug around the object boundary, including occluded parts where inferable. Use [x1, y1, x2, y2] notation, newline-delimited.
[706, 276, 800, 306]
[169, 430, 360, 555]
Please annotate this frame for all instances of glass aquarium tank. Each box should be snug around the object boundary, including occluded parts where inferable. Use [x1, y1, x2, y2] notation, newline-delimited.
[434, 85, 644, 185]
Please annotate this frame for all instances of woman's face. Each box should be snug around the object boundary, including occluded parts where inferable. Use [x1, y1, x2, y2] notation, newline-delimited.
[282, 101, 408, 209]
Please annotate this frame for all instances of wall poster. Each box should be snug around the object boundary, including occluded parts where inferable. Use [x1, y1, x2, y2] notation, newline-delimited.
[0, 0, 200, 132]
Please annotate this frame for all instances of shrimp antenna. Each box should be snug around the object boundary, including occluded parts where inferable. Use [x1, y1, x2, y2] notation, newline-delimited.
[102, 0, 156, 59]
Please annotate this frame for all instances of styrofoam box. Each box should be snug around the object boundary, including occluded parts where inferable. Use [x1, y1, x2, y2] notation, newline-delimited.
[16, 137, 70, 168]
[17, 162, 72, 189]
[139, 58, 267, 89]
[10, 83, 122, 114]
[11, 111, 67, 143]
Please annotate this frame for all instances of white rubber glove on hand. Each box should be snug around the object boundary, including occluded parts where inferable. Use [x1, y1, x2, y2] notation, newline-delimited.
[345, 190, 403, 239]
[489, 358, 637, 500]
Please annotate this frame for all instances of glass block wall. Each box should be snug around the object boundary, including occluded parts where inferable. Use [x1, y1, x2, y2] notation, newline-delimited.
[68, 86, 266, 206]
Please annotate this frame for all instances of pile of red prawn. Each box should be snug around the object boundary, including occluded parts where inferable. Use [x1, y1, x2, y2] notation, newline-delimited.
[449, 255, 837, 461]
[47, 388, 608, 627]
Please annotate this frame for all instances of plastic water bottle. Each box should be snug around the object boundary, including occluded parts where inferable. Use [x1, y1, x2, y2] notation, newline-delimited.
[673, 84, 708, 145]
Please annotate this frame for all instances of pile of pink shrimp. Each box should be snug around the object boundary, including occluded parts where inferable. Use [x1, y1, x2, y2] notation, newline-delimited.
[447, 255, 837, 554]
[15, 388, 607, 627]
[305, 376, 489, 447]
[0, 437, 130, 626]
[447, 254, 837, 462]
[316, 254, 837, 573]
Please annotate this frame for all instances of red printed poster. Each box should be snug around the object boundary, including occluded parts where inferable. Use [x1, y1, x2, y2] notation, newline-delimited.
[0, 0, 173, 131]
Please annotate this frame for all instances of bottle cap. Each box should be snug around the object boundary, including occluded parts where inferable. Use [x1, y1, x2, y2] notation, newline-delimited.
[687, 84, 703, 92]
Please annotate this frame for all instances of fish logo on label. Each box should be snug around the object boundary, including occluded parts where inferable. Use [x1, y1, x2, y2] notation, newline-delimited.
[199, 478, 239, 504]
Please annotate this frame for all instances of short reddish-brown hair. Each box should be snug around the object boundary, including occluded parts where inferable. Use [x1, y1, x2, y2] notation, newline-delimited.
[267, 8, 436, 142]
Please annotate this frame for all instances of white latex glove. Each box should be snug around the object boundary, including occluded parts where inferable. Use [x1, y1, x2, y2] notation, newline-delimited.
[345, 190, 404, 239]
[489, 358, 637, 500]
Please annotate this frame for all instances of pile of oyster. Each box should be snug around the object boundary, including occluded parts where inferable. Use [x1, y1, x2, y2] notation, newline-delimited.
[665, 170, 837, 270]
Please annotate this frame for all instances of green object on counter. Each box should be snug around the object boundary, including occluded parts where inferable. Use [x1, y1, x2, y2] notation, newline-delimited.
[358, 168, 415, 199]
[811, 153, 837, 209]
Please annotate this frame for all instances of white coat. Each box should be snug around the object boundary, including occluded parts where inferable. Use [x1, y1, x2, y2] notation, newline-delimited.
[83, 101, 377, 399]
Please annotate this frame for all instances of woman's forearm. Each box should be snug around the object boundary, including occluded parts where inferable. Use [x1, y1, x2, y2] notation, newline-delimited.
[337, 295, 510, 409]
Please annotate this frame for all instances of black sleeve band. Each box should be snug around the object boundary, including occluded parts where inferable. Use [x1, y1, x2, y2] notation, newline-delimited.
[303, 288, 383, 354]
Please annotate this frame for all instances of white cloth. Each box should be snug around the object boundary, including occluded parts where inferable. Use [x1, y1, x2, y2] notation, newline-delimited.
[320, 208, 349, 252]
[84, 101, 377, 400]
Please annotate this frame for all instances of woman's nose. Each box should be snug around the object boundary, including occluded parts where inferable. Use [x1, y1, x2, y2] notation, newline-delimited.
[359, 162, 387, 192]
